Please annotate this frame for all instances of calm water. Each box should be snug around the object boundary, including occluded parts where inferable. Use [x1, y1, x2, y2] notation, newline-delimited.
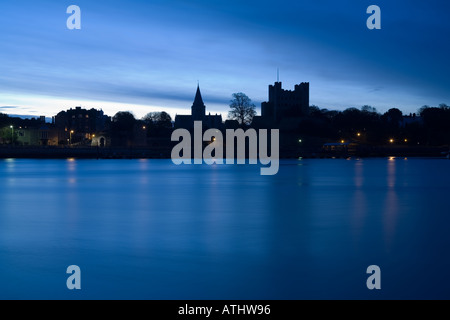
[0, 158, 449, 299]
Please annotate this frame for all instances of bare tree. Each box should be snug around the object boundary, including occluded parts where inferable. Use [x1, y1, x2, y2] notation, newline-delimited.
[228, 92, 257, 126]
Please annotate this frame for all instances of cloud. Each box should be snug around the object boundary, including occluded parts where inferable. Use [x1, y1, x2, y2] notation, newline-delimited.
[0, 0, 449, 118]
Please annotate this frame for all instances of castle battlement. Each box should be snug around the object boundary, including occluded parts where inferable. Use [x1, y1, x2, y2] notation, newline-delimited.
[262, 82, 309, 122]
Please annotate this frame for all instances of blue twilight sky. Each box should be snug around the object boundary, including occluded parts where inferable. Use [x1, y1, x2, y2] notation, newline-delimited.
[0, 0, 449, 119]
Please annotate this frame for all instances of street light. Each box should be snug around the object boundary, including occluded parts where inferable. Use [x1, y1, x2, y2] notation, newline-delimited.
[10, 125, 13, 144]
[70, 130, 74, 145]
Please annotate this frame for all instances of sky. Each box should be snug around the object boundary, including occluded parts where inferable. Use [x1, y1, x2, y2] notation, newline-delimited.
[0, 0, 449, 120]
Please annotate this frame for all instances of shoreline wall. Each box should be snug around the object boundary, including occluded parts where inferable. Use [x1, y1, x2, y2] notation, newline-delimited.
[0, 145, 448, 159]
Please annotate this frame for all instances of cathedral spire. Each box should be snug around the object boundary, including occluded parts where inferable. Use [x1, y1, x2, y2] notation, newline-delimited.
[192, 84, 206, 121]
[194, 84, 204, 106]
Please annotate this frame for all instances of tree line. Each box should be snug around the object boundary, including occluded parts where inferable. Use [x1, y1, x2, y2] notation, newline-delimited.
[78, 100, 450, 146]
[298, 104, 450, 146]
[1, 95, 449, 146]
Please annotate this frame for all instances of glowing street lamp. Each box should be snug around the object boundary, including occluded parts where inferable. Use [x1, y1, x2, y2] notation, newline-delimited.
[10, 125, 13, 144]
[389, 139, 394, 144]
[70, 130, 74, 145]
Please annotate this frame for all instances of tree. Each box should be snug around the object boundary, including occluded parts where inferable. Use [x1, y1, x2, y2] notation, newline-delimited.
[143, 111, 172, 128]
[361, 105, 378, 114]
[418, 106, 450, 145]
[111, 111, 136, 146]
[308, 105, 323, 118]
[418, 105, 430, 116]
[383, 108, 403, 124]
[112, 111, 136, 132]
[228, 92, 257, 126]
[0, 113, 9, 128]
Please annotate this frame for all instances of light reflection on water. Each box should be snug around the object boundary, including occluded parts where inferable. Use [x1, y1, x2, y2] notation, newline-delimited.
[0, 158, 449, 299]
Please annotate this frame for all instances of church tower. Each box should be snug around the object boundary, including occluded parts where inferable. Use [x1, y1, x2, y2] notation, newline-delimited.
[191, 85, 206, 121]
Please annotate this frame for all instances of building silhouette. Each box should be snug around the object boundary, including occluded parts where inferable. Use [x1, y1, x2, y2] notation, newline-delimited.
[16, 123, 59, 146]
[261, 82, 310, 122]
[55, 107, 111, 144]
[175, 85, 223, 130]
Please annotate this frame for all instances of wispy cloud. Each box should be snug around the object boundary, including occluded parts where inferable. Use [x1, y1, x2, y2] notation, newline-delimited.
[0, 106, 19, 109]
[0, 0, 449, 117]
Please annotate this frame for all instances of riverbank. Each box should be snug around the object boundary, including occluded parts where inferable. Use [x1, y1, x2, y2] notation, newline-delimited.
[0, 146, 172, 159]
[294, 145, 450, 159]
[0, 145, 448, 159]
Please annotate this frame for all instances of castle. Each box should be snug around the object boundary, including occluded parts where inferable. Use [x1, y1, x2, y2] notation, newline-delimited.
[261, 82, 310, 122]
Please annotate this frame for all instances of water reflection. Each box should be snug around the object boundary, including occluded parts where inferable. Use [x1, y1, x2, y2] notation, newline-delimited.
[0, 158, 450, 299]
[354, 160, 364, 188]
[387, 157, 396, 188]
[383, 187, 399, 251]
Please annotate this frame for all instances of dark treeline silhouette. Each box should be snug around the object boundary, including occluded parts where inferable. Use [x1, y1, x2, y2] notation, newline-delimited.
[1, 103, 449, 153]
[142, 111, 173, 137]
[0, 113, 47, 129]
[295, 104, 450, 146]
[418, 104, 450, 145]
[110, 111, 137, 147]
[108, 111, 173, 147]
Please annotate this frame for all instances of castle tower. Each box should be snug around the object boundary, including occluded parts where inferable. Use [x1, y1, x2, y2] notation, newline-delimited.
[191, 85, 206, 121]
[261, 81, 310, 122]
